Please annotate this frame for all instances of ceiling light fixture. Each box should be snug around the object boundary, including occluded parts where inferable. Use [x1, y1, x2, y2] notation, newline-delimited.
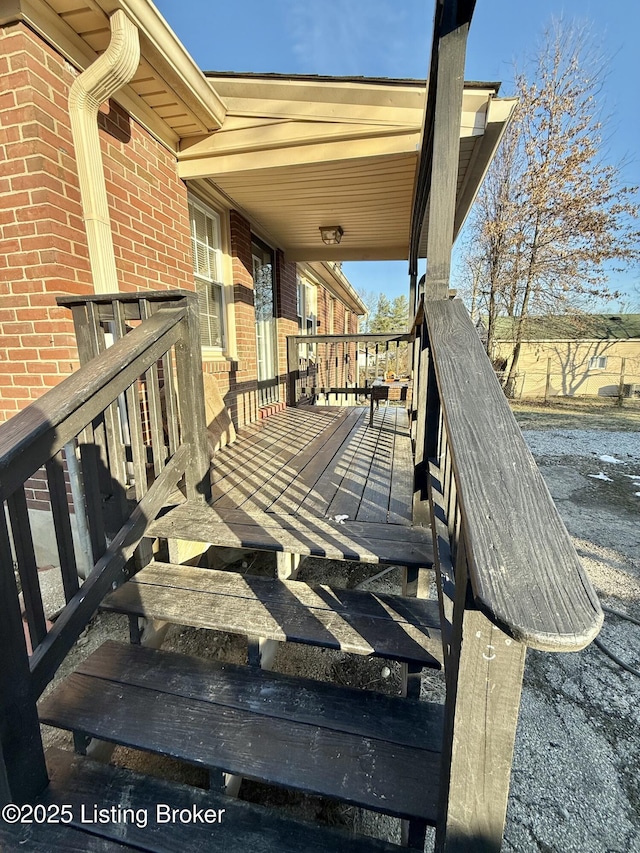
[319, 225, 344, 245]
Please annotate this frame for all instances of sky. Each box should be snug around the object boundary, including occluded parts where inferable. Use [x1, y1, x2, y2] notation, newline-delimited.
[155, 0, 639, 310]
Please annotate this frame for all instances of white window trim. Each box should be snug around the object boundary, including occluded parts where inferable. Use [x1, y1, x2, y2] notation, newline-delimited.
[296, 276, 318, 335]
[328, 297, 335, 334]
[589, 355, 608, 370]
[188, 194, 233, 358]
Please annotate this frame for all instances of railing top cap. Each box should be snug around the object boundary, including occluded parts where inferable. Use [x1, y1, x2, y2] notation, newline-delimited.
[57, 289, 194, 307]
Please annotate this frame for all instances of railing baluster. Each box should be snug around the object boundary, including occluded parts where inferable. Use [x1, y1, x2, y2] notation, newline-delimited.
[162, 348, 180, 455]
[286, 335, 299, 407]
[78, 426, 108, 563]
[0, 507, 48, 803]
[113, 301, 148, 501]
[173, 293, 211, 502]
[7, 486, 47, 648]
[45, 452, 79, 604]
[140, 298, 167, 476]
[413, 324, 430, 524]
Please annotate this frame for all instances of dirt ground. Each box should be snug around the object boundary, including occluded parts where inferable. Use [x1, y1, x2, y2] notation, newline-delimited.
[38, 396, 640, 852]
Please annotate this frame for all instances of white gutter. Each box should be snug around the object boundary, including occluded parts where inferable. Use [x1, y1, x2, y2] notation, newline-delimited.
[310, 261, 368, 315]
[68, 9, 140, 293]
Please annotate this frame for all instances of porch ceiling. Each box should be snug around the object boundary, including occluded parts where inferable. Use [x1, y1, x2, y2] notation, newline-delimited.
[15, 2, 515, 263]
[178, 75, 515, 263]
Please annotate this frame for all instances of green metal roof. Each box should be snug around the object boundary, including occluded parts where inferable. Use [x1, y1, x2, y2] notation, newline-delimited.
[493, 314, 640, 341]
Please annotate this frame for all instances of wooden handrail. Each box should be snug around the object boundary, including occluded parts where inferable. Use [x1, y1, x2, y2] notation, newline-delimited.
[287, 332, 412, 345]
[425, 299, 603, 651]
[0, 304, 185, 501]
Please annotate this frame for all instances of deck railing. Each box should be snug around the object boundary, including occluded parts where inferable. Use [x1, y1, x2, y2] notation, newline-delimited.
[0, 290, 209, 804]
[411, 296, 603, 850]
[286, 332, 412, 406]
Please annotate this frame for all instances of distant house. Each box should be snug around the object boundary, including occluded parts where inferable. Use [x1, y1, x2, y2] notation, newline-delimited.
[492, 314, 640, 398]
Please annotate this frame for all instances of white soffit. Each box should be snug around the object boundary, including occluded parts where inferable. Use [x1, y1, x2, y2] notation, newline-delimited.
[178, 76, 510, 262]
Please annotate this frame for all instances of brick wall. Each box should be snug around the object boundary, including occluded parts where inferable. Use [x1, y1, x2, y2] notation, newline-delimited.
[0, 22, 193, 424]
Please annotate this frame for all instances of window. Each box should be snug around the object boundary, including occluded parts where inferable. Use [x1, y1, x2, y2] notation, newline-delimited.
[589, 356, 608, 370]
[296, 277, 317, 334]
[189, 198, 225, 349]
[344, 308, 350, 334]
[328, 297, 335, 334]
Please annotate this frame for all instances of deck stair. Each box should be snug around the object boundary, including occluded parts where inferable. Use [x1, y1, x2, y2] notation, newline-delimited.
[36, 557, 445, 849]
[100, 560, 443, 667]
[0, 286, 605, 853]
[39, 641, 444, 827]
[0, 747, 410, 852]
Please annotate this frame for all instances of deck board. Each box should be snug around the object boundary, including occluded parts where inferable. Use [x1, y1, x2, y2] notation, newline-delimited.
[104, 563, 442, 665]
[211, 408, 340, 507]
[357, 407, 398, 522]
[152, 405, 432, 568]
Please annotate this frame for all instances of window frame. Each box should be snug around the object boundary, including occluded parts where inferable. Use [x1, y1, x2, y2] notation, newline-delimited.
[188, 196, 226, 354]
[296, 277, 318, 336]
[328, 297, 335, 334]
[588, 355, 608, 370]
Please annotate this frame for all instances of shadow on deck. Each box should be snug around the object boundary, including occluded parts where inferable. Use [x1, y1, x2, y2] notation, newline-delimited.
[149, 403, 434, 570]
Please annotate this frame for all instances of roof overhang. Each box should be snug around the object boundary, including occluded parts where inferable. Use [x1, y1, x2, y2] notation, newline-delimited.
[299, 261, 368, 315]
[4, 2, 515, 267]
[1, 0, 227, 148]
[177, 74, 514, 263]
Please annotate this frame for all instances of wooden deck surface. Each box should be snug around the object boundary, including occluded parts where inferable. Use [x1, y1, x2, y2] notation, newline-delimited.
[213, 405, 413, 523]
[150, 405, 434, 568]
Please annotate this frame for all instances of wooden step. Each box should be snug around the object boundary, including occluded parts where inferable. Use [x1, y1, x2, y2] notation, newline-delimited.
[103, 561, 443, 668]
[39, 641, 443, 823]
[0, 747, 406, 852]
[147, 502, 434, 569]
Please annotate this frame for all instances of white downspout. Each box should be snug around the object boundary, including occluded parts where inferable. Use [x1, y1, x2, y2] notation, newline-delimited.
[69, 9, 140, 294]
[65, 11, 140, 576]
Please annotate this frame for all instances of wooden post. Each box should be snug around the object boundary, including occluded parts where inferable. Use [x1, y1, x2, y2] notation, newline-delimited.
[410, 330, 420, 443]
[412, 325, 432, 525]
[544, 357, 552, 401]
[409, 270, 417, 318]
[436, 558, 526, 852]
[617, 357, 626, 408]
[416, 3, 474, 300]
[0, 511, 48, 805]
[174, 295, 211, 502]
[287, 336, 299, 407]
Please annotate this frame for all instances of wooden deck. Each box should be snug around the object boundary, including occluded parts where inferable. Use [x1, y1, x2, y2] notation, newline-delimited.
[149, 403, 434, 569]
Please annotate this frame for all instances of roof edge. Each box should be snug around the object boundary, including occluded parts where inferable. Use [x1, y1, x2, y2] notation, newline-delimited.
[205, 70, 501, 92]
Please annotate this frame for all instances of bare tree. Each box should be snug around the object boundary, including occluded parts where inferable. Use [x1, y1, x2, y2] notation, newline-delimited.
[461, 20, 640, 394]
[357, 287, 379, 332]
